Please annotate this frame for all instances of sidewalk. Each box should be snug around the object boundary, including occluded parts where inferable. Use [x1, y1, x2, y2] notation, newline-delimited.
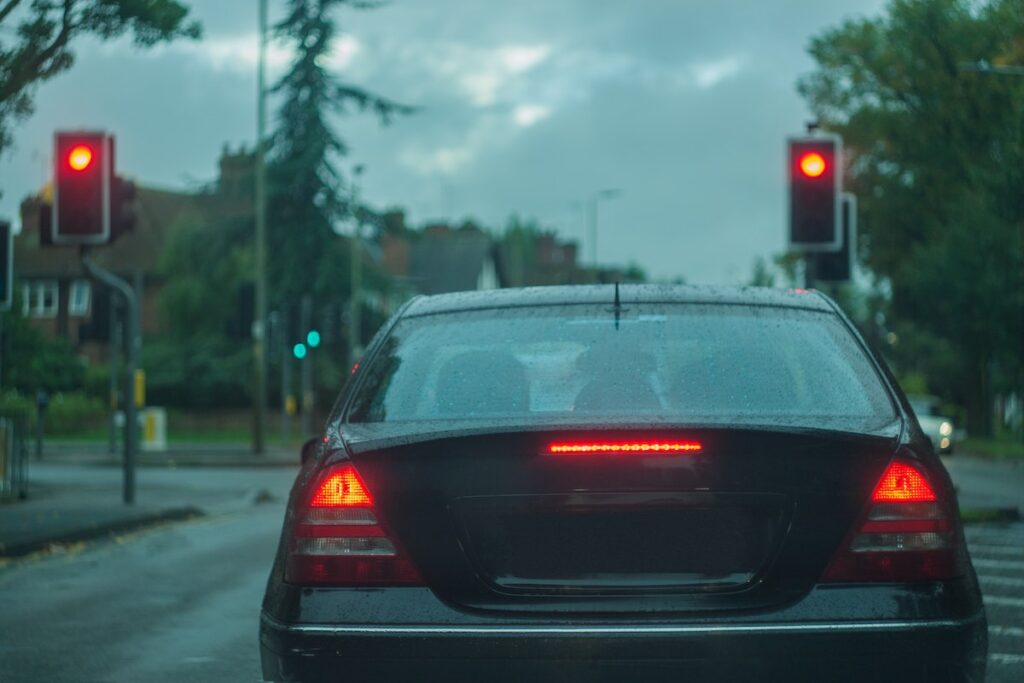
[943, 453, 1024, 518]
[37, 441, 300, 467]
[0, 461, 298, 559]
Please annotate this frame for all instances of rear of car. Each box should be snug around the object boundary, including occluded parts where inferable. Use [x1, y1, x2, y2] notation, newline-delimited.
[260, 286, 986, 683]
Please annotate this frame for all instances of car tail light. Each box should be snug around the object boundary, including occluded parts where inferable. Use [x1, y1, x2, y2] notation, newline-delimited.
[285, 463, 422, 586]
[547, 441, 703, 455]
[822, 458, 966, 582]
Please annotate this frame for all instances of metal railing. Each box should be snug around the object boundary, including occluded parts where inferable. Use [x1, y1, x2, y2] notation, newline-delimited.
[0, 413, 28, 500]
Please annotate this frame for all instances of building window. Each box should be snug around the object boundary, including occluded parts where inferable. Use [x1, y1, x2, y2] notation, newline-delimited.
[21, 280, 59, 318]
[69, 279, 91, 316]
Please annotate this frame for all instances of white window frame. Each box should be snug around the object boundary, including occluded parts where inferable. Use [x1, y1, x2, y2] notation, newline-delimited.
[69, 279, 91, 317]
[22, 280, 59, 318]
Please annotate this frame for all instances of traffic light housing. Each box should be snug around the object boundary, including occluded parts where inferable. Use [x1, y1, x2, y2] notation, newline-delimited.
[1, 220, 11, 312]
[788, 136, 842, 251]
[812, 193, 857, 283]
[53, 131, 113, 245]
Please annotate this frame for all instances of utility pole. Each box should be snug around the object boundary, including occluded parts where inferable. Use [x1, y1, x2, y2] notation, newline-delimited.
[300, 295, 313, 437]
[347, 166, 365, 367]
[83, 253, 139, 505]
[588, 189, 621, 267]
[108, 292, 121, 454]
[252, 0, 269, 454]
[279, 305, 291, 446]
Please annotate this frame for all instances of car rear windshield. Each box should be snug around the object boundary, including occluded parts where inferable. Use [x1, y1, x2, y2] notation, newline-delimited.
[345, 303, 897, 432]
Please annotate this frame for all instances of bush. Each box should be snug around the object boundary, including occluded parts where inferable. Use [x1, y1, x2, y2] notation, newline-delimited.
[144, 336, 252, 410]
[44, 393, 107, 435]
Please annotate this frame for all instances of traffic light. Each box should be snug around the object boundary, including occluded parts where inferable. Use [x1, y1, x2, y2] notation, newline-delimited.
[54, 131, 113, 245]
[293, 343, 307, 360]
[1, 220, 12, 312]
[788, 136, 842, 251]
[812, 193, 857, 283]
[306, 329, 321, 348]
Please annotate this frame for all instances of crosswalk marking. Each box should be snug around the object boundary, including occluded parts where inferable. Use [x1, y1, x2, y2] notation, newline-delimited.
[970, 544, 1024, 556]
[972, 558, 1024, 572]
[989, 625, 1024, 637]
[984, 595, 1024, 608]
[979, 575, 1024, 589]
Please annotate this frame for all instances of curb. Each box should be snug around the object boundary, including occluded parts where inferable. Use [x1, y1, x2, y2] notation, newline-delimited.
[0, 506, 205, 559]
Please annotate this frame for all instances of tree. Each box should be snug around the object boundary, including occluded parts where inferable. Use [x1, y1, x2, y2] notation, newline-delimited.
[798, 0, 1024, 436]
[0, 0, 200, 156]
[267, 0, 412, 308]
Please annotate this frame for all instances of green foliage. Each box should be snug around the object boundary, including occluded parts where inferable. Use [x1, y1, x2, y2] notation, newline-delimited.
[1, 293, 85, 393]
[798, 0, 1024, 435]
[267, 0, 412, 307]
[158, 209, 252, 340]
[43, 392, 106, 435]
[143, 336, 251, 409]
[0, 0, 200, 156]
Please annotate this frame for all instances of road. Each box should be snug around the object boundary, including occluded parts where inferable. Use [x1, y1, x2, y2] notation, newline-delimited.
[0, 459, 1021, 682]
[0, 466, 296, 683]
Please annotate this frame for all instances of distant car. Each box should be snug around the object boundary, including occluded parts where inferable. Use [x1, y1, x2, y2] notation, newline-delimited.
[908, 394, 956, 454]
[261, 285, 986, 683]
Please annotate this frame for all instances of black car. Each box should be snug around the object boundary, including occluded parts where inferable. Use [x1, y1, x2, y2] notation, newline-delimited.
[260, 285, 987, 683]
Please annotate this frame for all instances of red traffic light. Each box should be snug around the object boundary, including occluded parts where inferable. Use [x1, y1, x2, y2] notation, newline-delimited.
[798, 152, 826, 178]
[67, 145, 94, 172]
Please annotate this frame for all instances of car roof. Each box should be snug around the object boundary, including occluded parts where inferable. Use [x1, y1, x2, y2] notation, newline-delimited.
[403, 284, 835, 318]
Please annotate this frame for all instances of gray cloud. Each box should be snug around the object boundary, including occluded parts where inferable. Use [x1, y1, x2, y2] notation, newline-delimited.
[1, 0, 885, 283]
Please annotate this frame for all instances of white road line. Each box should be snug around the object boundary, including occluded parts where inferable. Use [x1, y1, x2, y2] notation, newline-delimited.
[969, 544, 1024, 556]
[984, 595, 1024, 608]
[989, 625, 1024, 637]
[990, 653, 1024, 665]
[972, 558, 1024, 571]
[980, 575, 1024, 588]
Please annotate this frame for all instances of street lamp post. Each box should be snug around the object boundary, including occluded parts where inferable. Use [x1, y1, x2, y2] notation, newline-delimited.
[588, 189, 621, 267]
[347, 166, 366, 368]
[252, 0, 269, 454]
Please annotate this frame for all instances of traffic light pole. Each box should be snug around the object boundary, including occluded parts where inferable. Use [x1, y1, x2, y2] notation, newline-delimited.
[300, 295, 313, 437]
[82, 252, 139, 505]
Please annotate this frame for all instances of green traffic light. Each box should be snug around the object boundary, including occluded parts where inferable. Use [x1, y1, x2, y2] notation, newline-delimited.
[293, 343, 307, 360]
[306, 330, 321, 348]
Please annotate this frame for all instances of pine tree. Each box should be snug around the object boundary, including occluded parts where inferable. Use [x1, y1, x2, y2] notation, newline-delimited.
[267, 0, 411, 307]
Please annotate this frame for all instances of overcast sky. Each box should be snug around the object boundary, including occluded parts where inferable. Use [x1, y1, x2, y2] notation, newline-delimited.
[0, 0, 887, 284]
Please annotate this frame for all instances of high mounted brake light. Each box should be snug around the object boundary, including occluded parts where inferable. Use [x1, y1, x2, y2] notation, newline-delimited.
[547, 441, 703, 455]
[285, 463, 422, 586]
[822, 458, 965, 583]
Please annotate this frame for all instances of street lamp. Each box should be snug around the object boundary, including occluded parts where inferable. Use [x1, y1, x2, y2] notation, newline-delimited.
[588, 188, 621, 267]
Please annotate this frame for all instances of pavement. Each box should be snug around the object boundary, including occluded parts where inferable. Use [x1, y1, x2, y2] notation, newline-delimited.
[0, 459, 299, 559]
[943, 453, 1024, 517]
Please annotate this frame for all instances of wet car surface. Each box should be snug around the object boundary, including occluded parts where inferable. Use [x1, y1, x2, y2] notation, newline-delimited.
[260, 285, 987, 682]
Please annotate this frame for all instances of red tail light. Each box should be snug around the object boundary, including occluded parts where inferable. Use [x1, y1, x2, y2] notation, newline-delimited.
[547, 441, 703, 455]
[285, 463, 422, 586]
[822, 459, 965, 583]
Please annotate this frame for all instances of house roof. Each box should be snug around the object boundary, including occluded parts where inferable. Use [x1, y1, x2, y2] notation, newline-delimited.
[15, 186, 222, 280]
[408, 229, 498, 295]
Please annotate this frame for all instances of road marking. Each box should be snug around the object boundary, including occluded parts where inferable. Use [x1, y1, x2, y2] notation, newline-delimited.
[990, 653, 1024, 665]
[980, 575, 1024, 588]
[969, 544, 1024, 556]
[984, 595, 1024, 608]
[989, 625, 1024, 637]
[972, 558, 1024, 571]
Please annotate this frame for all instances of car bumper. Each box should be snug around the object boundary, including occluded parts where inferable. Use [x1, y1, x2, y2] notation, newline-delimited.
[260, 611, 987, 683]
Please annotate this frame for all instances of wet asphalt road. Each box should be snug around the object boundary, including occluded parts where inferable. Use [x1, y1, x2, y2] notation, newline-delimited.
[0, 468, 294, 683]
[0, 465, 1021, 682]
